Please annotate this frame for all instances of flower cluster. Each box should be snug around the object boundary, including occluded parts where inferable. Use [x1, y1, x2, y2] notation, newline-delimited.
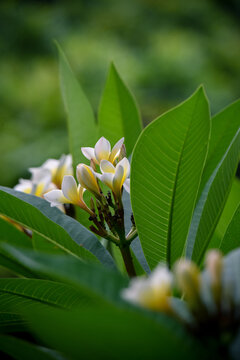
[44, 137, 129, 209]
[42, 137, 132, 244]
[14, 154, 73, 199]
[13, 137, 135, 265]
[122, 250, 240, 336]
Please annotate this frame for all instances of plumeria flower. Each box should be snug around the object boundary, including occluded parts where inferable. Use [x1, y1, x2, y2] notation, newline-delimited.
[29, 154, 73, 188]
[44, 175, 93, 215]
[122, 265, 173, 312]
[98, 157, 130, 198]
[76, 164, 101, 198]
[14, 169, 55, 197]
[81, 137, 124, 166]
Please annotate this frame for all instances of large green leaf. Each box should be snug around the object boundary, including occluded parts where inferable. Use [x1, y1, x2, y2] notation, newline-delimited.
[131, 87, 210, 268]
[24, 305, 208, 360]
[0, 335, 63, 360]
[219, 204, 240, 254]
[0, 187, 115, 268]
[0, 244, 127, 304]
[57, 43, 97, 169]
[198, 99, 240, 197]
[186, 129, 240, 264]
[98, 63, 142, 155]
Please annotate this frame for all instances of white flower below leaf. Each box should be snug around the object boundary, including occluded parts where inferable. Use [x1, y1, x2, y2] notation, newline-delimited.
[14, 169, 55, 197]
[122, 265, 173, 312]
[29, 154, 73, 188]
[81, 137, 124, 165]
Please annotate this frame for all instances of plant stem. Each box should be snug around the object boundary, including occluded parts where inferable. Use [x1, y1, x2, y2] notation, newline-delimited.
[120, 246, 136, 278]
[126, 227, 138, 242]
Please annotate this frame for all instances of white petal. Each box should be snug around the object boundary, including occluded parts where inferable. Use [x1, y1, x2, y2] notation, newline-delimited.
[109, 137, 124, 163]
[100, 173, 114, 190]
[123, 178, 130, 193]
[44, 189, 70, 207]
[64, 154, 73, 171]
[100, 160, 116, 174]
[94, 137, 111, 163]
[117, 157, 130, 178]
[113, 165, 124, 196]
[31, 168, 52, 185]
[14, 179, 32, 193]
[42, 159, 59, 172]
[61, 175, 78, 202]
[81, 147, 96, 162]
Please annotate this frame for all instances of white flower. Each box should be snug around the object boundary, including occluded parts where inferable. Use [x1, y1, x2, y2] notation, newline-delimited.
[44, 175, 93, 215]
[81, 137, 124, 165]
[14, 169, 55, 197]
[122, 265, 173, 312]
[29, 154, 73, 188]
[98, 157, 130, 198]
[76, 164, 101, 198]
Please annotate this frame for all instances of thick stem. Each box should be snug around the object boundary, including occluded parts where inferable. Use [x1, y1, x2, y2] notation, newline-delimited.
[120, 246, 136, 278]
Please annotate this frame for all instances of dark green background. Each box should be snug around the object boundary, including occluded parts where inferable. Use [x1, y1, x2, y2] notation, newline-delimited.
[1, 0, 240, 186]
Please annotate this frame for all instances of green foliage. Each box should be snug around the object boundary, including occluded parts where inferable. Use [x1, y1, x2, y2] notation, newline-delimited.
[98, 63, 142, 155]
[57, 43, 97, 169]
[198, 99, 240, 198]
[186, 129, 240, 264]
[220, 205, 240, 254]
[0, 335, 62, 360]
[24, 305, 206, 360]
[131, 87, 210, 268]
[1, 41, 240, 358]
[0, 187, 115, 268]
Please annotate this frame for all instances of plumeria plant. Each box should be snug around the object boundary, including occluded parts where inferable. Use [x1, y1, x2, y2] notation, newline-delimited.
[0, 44, 240, 360]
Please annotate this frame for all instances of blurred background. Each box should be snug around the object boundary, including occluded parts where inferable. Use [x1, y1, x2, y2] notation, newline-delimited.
[1, 0, 240, 187]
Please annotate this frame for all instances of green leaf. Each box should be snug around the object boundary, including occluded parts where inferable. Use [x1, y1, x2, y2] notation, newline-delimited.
[0, 187, 115, 268]
[0, 335, 63, 360]
[208, 178, 240, 250]
[98, 63, 142, 155]
[0, 245, 128, 304]
[198, 99, 240, 198]
[0, 216, 32, 248]
[186, 129, 240, 264]
[0, 217, 35, 277]
[219, 204, 240, 254]
[0, 278, 91, 310]
[24, 305, 208, 360]
[131, 87, 210, 268]
[56, 42, 97, 169]
[32, 232, 65, 254]
[0, 313, 27, 333]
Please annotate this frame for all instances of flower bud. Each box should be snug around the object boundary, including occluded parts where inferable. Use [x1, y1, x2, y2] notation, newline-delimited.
[174, 259, 201, 305]
[76, 164, 101, 198]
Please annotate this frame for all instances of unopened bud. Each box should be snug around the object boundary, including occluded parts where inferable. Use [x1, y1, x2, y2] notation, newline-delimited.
[90, 158, 97, 171]
[119, 144, 127, 161]
[174, 260, 200, 304]
[205, 249, 223, 285]
[205, 250, 223, 303]
[76, 164, 101, 198]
